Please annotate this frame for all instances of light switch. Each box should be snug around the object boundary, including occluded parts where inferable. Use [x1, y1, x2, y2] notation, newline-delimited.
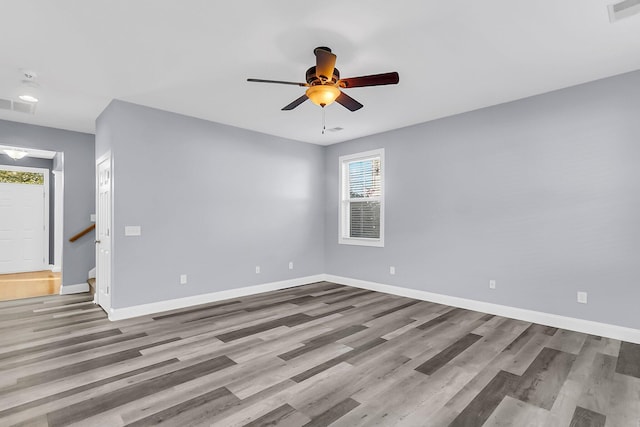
[90, 214, 96, 222]
[125, 226, 141, 236]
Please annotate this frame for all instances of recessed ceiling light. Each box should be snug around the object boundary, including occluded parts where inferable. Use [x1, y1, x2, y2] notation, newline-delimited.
[17, 82, 40, 103]
[16, 70, 40, 103]
[18, 94, 38, 103]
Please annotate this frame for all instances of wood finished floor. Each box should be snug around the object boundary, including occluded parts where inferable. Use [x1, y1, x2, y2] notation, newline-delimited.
[0, 271, 61, 302]
[0, 282, 639, 427]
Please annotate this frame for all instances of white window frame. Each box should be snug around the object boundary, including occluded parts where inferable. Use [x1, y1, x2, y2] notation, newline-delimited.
[338, 148, 385, 247]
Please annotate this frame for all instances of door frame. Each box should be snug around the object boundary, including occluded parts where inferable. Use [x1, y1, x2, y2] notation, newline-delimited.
[52, 169, 63, 273]
[0, 164, 50, 274]
[96, 152, 112, 313]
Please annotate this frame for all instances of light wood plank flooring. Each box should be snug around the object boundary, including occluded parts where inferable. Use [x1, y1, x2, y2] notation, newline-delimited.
[0, 270, 61, 301]
[0, 281, 639, 426]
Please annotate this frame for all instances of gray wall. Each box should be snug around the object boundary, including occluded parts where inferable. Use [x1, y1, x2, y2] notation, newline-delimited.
[96, 101, 325, 308]
[0, 120, 95, 286]
[325, 70, 640, 330]
[0, 155, 55, 264]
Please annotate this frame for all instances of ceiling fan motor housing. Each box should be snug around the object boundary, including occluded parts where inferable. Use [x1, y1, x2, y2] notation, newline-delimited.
[306, 66, 340, 85]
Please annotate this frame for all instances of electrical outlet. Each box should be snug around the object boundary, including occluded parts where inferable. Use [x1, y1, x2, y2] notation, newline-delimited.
[489, 280, 496, 289]
[389, 266, 396, 275]
[180, 274, 187, 285]
[255, 266, 260, 274]
[577, 291, 588, 304]
[289, 261, 294, 270]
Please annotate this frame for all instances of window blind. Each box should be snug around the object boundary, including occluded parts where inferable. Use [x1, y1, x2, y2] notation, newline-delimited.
[347, 158, 381, 238]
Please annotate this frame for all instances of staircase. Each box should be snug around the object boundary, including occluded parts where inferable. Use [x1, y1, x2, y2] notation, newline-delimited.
[67, 225, 97, 298]
[88, 267, 96, 298]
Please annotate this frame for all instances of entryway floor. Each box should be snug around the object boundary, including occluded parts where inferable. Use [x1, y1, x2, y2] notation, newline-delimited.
[0, 270, 61, 301]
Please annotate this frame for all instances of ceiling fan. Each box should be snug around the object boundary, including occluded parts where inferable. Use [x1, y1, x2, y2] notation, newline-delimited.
[247, 47, 399, 112]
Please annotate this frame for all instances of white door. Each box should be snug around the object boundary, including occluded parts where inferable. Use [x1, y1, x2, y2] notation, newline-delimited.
[0, 166, 49, 274]
[96, 156, 112, 312]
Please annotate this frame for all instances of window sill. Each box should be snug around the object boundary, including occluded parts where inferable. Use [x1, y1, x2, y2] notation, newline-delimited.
[339, 237, 384, 248]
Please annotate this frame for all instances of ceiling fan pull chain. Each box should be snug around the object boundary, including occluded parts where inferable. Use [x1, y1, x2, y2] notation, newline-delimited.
[322, 107, 326, 134]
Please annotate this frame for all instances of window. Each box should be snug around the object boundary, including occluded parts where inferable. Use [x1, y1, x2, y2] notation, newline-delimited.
[339, 149, 384, 247]
[0, 170, 44, 185]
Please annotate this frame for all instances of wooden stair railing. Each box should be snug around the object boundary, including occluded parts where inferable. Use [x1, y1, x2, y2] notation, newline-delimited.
[69, 224, 96, 242]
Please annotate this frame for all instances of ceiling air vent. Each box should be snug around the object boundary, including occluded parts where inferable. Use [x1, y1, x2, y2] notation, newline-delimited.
[0, 97, 37, 114]
[326, 127, 344, 133]
[609, 0, 640, 22]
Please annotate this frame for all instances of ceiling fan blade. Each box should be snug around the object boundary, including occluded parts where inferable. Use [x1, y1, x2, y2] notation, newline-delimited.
[339, 72, 399, 88]
[282, 95, 309, 110]
[335, 91, 363, 112]
[314, 47, 337, 82]
[247, 78, 308, 87]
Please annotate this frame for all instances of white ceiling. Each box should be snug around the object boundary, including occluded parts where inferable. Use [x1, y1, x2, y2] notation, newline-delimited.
[0, 1, 639, 145]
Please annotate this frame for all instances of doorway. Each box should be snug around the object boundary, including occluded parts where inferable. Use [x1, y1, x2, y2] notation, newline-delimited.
[0, 165, 49, 274]
[0, 147, 62, 301]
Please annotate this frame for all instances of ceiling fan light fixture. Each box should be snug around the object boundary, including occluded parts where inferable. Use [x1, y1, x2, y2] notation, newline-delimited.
[305, 85, 340, 107]
[4, 149, 29, 160]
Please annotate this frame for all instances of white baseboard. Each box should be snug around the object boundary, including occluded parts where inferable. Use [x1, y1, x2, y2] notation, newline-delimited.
[102, 272, 640, 344]
[60, 283, 90, 295]
[108, 274, 326, 321]
[323, 274, 640, 345]
[49, 264, 62, 273]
